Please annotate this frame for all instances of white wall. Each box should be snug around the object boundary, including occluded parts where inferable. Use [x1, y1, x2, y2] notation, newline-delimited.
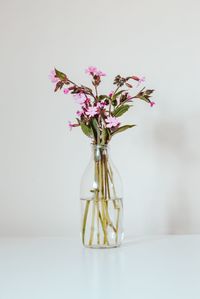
[0, 0, 200, 237]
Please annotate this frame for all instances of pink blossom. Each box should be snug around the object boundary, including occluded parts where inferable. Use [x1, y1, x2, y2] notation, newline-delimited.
[67, 121, 76, 131]
[85, 66, 106, 77]
[105, 116, 120, 128]
[101, 101, 107, 107]
[73, 93, 86, 105]
[63, 88, 69, 94]
[131, 75, 140, 81]
[137, 76, 145, 86]
[109, 91, 114, 97]
[131, 75, 145, 87]
[96, 101, 107, 109]
[150, 101, 155, 107]
[86, 106, 98, 117]
[49, 69, 59, 83]
[76, 110, 84, 117]
[85, 66, 97, 75]
[96, 70, 106, 77]
[96, 102, 101, 109]
[84, 97, 91, 106]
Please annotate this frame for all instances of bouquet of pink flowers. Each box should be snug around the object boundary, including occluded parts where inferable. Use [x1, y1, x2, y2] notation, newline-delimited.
[49, 66, 155, 145]
[49, 66, 155, 248]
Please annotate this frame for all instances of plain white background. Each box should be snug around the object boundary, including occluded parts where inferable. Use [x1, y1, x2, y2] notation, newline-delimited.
[0, 0, 200, 237]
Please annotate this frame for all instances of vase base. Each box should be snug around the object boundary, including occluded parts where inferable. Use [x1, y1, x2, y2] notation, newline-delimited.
[83, 243, 122, 249]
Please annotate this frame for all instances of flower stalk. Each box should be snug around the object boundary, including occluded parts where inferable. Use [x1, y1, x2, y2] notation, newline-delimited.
[81, 146, 123, 247]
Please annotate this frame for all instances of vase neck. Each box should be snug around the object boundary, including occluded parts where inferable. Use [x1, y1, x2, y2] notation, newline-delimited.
[91, 144, 110, 161]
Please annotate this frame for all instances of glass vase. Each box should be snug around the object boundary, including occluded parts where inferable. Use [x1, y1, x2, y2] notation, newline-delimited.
[80, 144, 123, 248]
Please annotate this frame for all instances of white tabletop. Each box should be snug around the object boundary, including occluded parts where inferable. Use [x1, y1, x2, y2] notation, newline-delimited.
[0, 235, 199, 299]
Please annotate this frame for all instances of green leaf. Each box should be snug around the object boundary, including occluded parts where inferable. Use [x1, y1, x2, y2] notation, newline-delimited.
[113, 105, 130, 117]
[90, 118, 100, 142]
[111, 125, 136, 137]
[55, 68, 67, 81]
[80, 123, 92, 137]
[91, 118, 99, 133]
[99, 95, 110, 100]
[101, 127, 110, 145]
[112, 90, 126, 101]
[145, 89, 154, 95]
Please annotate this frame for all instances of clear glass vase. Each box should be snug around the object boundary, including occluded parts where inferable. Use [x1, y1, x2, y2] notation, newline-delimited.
[80, 144, 124, 248]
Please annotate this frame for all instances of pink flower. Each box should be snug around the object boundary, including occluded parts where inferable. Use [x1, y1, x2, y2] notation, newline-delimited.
[86, 106, 98, 117]
[76, 110, 84, 117]
[63, 88, 69, 94]
[101, 101, 107, 107]
[73, 93, 86, 105]
[67, 121, 76, 131]
[131, 75, 145, 87]
[49, 69, 59, 83]
[96, 70, 106, 77]
[137, 76, 145, 87]
[105, 116, 120, 128]
[109, 91, 114, 97]
[85, 66, 97, 75]
[84, 97, 91, 106]
[85, 66, 106, 77]
[150, 101, 155, 107]
[96, 102, 101, 109]
[96, 101, 107, 109]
